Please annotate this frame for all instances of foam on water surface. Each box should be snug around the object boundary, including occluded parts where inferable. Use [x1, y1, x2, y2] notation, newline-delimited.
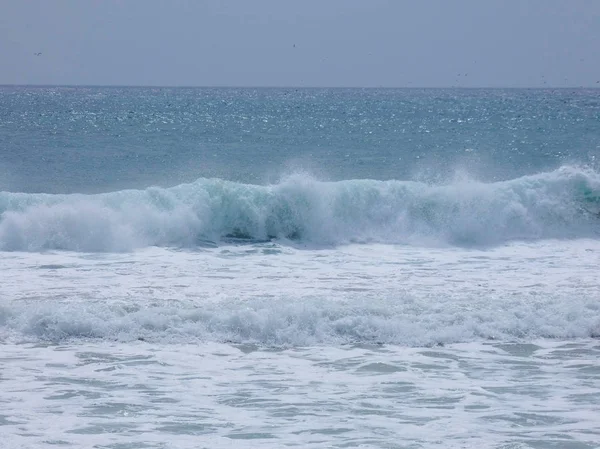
[1, 166, 599, 252]
[1, 340, 599, 449]
[1, 240, 599, 346]
[2, 87, 600, 448]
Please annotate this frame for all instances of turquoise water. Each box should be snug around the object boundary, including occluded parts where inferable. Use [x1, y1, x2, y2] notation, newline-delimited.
[0, 87, 599, 251]
[1, 87, 599, 193]
[1, 87, 600, 448]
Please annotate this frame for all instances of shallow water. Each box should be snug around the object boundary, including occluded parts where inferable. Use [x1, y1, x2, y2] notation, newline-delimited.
[2, 340, 599, 448]
[1, 87, 600, 447]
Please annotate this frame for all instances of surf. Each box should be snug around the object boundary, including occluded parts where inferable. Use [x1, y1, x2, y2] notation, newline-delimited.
[0, 165, 598, 252]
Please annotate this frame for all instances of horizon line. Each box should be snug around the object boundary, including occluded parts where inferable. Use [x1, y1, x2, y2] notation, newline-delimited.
[1, 83, 598, 90]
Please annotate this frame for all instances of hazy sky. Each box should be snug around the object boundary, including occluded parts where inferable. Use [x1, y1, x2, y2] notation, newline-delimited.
[1, 0, 599, 87]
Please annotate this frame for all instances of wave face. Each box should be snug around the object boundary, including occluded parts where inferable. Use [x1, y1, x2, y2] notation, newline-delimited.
[0, 166, 599, 252]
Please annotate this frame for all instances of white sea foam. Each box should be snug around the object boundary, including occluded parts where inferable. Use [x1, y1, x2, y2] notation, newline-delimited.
[2, 240, 599, 346]
[1, 340, 599, 449]
[0, 166, 599, 251]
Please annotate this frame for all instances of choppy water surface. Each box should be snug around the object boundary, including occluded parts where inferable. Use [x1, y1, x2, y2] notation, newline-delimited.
[1, 87, 599, 448]
[2, 341, 600, 449]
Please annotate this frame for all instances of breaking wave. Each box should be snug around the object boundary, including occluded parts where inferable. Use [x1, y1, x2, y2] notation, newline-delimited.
[0, 165, 599, 252]
[1, 294, 599, 346]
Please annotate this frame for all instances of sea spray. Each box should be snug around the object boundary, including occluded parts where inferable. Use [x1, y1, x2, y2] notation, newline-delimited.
[0, 166, 598, 251]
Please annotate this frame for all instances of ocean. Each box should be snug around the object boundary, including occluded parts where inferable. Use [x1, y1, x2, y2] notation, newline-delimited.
[1, 86, 599, 448]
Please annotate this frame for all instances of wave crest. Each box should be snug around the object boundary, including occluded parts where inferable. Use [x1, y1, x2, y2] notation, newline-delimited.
[0, 166, 599, 251]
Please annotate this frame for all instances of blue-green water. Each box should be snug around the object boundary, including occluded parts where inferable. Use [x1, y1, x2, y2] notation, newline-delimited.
[1, 87, 599, 251]
[1, 87, 599, 193]
[1, 87, 600, 449]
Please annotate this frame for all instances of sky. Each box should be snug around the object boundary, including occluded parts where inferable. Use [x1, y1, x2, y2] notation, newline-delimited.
[1, 0, 599, 87]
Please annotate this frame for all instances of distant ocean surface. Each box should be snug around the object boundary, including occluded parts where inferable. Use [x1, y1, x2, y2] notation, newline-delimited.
[1, 87, 599, 448]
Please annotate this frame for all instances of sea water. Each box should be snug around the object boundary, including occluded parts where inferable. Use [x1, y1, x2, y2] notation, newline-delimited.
[1, 87, 599, 448]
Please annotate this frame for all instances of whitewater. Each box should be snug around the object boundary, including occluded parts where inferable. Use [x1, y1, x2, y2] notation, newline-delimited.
[1, 87, 600, 448]
[1, 166, 599, 251]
